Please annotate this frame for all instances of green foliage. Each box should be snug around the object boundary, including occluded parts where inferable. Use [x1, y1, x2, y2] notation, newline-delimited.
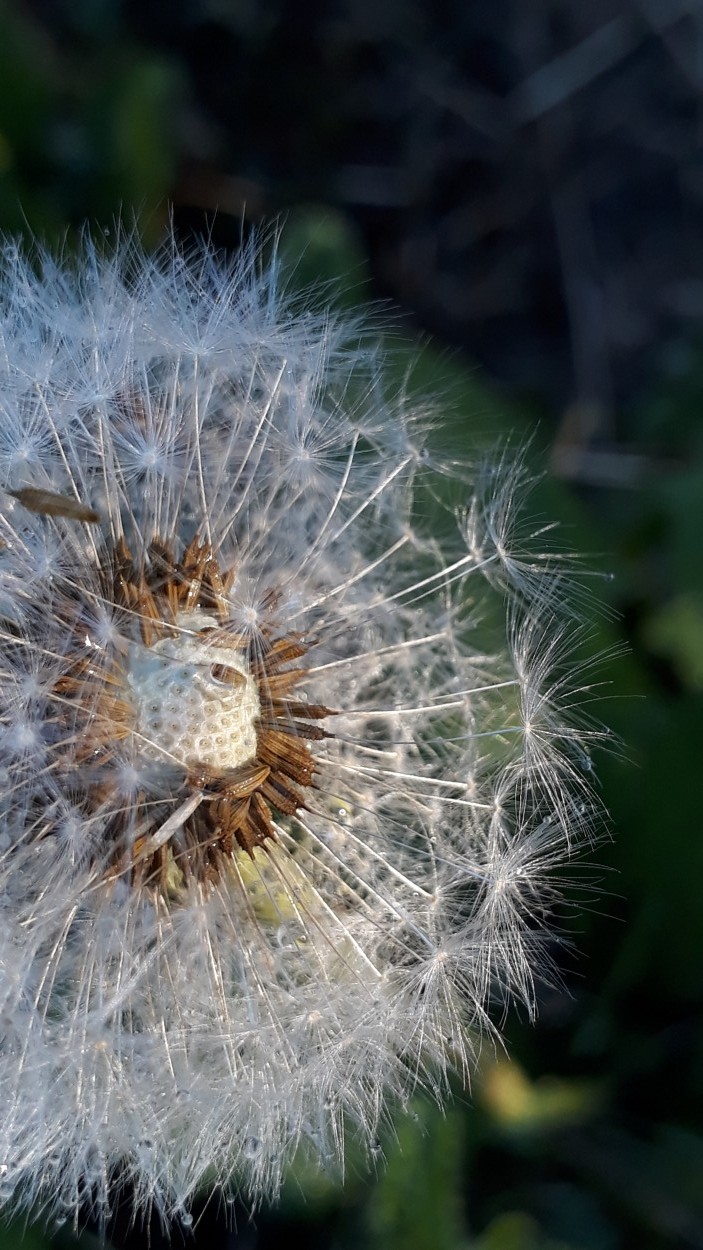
[365, 1102, 467, 1250]
[0, 0, 178, 242]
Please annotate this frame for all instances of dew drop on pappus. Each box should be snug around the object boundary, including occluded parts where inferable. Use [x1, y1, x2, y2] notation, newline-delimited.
[243, 1136, 262, 1159]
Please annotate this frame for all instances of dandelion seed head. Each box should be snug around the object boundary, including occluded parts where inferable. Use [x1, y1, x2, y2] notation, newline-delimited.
[0, 226, 608, 1229]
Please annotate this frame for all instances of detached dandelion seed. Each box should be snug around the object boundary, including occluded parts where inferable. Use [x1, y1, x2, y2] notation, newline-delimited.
[0, 227, 606, 1227]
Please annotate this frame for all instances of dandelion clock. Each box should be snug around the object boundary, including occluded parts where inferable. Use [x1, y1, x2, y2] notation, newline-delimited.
[0, 229, 604, 1226]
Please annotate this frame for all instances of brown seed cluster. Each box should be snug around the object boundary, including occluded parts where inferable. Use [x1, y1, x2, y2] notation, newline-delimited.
[52, 533, 335, 892]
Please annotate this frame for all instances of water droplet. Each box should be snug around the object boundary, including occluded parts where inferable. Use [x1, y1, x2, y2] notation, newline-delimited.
[243, 1136, 261, 1159]
[181, 1212, 193, 1228]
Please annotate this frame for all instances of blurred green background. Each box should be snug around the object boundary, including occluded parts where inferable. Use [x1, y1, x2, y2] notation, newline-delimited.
[1, 2, 702, 1247]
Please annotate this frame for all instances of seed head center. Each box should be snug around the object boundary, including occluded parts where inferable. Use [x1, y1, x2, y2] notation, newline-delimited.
[126, 611, 260, 774]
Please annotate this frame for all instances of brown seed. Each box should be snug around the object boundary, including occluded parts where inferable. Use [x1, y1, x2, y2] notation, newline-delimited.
[7, 487, 101, 523]
[209, 663, 247, 689]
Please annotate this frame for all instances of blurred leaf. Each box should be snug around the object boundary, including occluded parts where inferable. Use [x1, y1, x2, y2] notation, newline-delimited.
[642, 594, 703, 690]
[472, 1211, 575, 1250]
[0, 1219, 52, 1250]
[659, 463, 703, 600]
[479, 1059, 603, 1136]
[279, 206, 370, 306]
[111, 55, 180, 235]
[0, 2, 51, 154]
[560, 1125, 703, 1246]
[601, 692, 703, 1001]
[365, 1099, 467, 1250]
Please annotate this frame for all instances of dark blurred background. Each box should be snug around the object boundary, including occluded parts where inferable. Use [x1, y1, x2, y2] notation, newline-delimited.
[3, 1, 703, 1246]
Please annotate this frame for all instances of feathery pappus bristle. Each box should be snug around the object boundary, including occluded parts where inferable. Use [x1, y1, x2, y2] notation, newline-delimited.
[0, 227, 606, 1228]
